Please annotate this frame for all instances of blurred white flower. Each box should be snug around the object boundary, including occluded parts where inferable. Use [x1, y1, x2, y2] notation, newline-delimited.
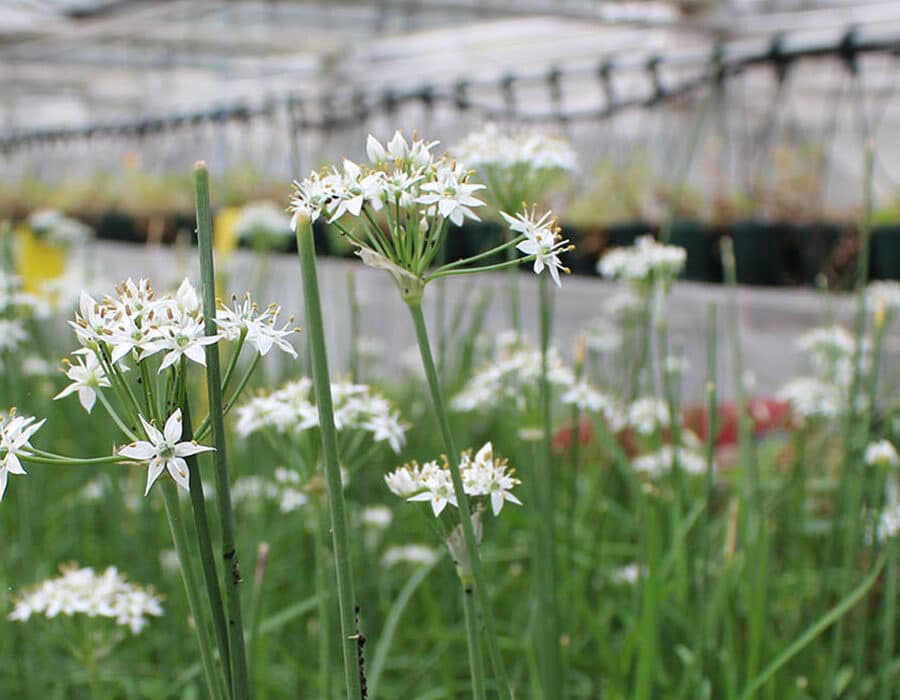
[0, 319, 27, 352]
[9, 564, 162, 635]
[865, 440, 899, 468]
[381, 545, 438, 568]
[627, 397, 670, 435]
[598, 236, 685, 283]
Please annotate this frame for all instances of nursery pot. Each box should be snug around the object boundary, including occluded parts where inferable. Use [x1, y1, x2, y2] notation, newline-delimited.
[604, 221, 655, 248]
[870, 225, 900, 280]
[729, 219, 789, 286]
[790, 222, 842, 285]
[667, 219, 721, 282]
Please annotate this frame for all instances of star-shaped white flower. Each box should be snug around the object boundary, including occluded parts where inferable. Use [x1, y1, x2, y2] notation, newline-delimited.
[54, 353, 111, 413]
[0, 412, 45, 500]
[417, 163, 485, 227]
[502, 208, 570, 287]
[118, 409, 214, 495]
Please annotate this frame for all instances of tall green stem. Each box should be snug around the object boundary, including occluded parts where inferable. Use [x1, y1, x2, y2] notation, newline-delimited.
[182, 397, 233, 697]
[195, 162, 251, 699]
[162, 483, 227, 700]
[537, 274, 562, 696]
[295, 217, 363, 700]
[463, 584, 487, 700]
[406, 299, 512, 699]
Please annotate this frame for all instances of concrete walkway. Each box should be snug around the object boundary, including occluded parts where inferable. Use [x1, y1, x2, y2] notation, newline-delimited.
[90, 241, 895, 400]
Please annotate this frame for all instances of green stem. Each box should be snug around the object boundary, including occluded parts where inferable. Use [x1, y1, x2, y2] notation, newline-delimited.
[195, 162, 251, 700]
[424, 255, 534, 283]
[536, 273, 561, 696]
[295, 217, 362, 700]
[162, 483, 228, 700]
[462, 583, 487, 700]
[406, 299, 512, 699]
[182, 396, 233, 697]
[737, 555, 885, 700]
[879, 537, 897, 700]
[432, 235, 523, 275]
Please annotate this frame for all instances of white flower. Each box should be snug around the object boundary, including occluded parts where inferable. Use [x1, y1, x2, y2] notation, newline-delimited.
[777, 377, 843, 421]
[360, 505, 393, 530]
[28, 209, 94, 246]
[453, 124, 578, 175]
[0, 319, 27, 351]
[290, 171, 336, 226]
[461, 442, 522, 516]
[54, 353, 110, 413]
[236, 378, 405, 449]
[865, 281, 900, 316]
[627, 397, 670, 435]
[140, 315, 219, 371]
[633, 446, 708, 479]
[381, 545, 438, 568]
[417, 162, 485, 227]
[502, 207, 570, 287]
[598, 235, 686, 282]
[9, 564, 162, 635]
[117, 409, 214, 495]
[0, 412, 44, 500]
[216, 295, 298, 358]
[610, 563, 642, 585]
[865, 440, 899, 468]
[234, 201, 293, 244]
[384, 464, 423, 498]
[406, 461, 457, 516]
[877, 504, 900, 542]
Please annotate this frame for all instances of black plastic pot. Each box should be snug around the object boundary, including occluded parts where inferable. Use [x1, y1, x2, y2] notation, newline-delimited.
[870, 225, 900, 280]
[604, 221, 655, 248]
[667, 219, 721, 282]
[789, 222, 842, 285]
[729, 219, 790, 286]
[96, 211, 140, 243]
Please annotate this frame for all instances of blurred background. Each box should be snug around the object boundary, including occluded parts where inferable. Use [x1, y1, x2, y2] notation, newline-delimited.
[3, 1, 900, 288]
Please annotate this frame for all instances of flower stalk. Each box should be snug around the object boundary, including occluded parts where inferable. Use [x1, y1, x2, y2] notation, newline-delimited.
[295, 216, 363, 700]
[194, 162, 251, 699]
[406, 299, 511, 698]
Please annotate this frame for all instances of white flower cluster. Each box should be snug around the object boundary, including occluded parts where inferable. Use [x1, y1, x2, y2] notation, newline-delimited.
[777, 377, 844, 421]
[9, 564, 163, 635]
[865, 280, 900, 317]
[290, 131, 484, 228]
[627, 396, 671, 435]
[865, 440, 900, 468]
[28, 209, 94, 246]
[452, 123, 578, 175]
[777, 324, 868, 422]
[0, 411, 44, 500]
[0, 271, 48, 319]
[235, 377, 406, 453]
[63, 278, 295, 387]
[385, 442, 521, 517]
[232, 467, 310, 513]
[0, 318, 28, 352]
[632, 445, 708, 479]
[560, 381, 624, 428]
[452, 342, 576, 413]
[796, 325, 868, 387]
[233, 201, 294, 245]
[597, 235, 686, 282]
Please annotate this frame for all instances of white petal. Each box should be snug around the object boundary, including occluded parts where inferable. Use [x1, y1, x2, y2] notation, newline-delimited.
[174, 441, 215, 457]
[183, 344, 208, 366]
[78, 387, 96, 413]
[119, 441, 157, 461]
[139, 415, 163, 445]
[144, 458, 166, 496]
[0, 470, 8, 500]
[4, 453, 26, 475]
[167, 457, 190, 492]
[163, 409, 183, 444]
